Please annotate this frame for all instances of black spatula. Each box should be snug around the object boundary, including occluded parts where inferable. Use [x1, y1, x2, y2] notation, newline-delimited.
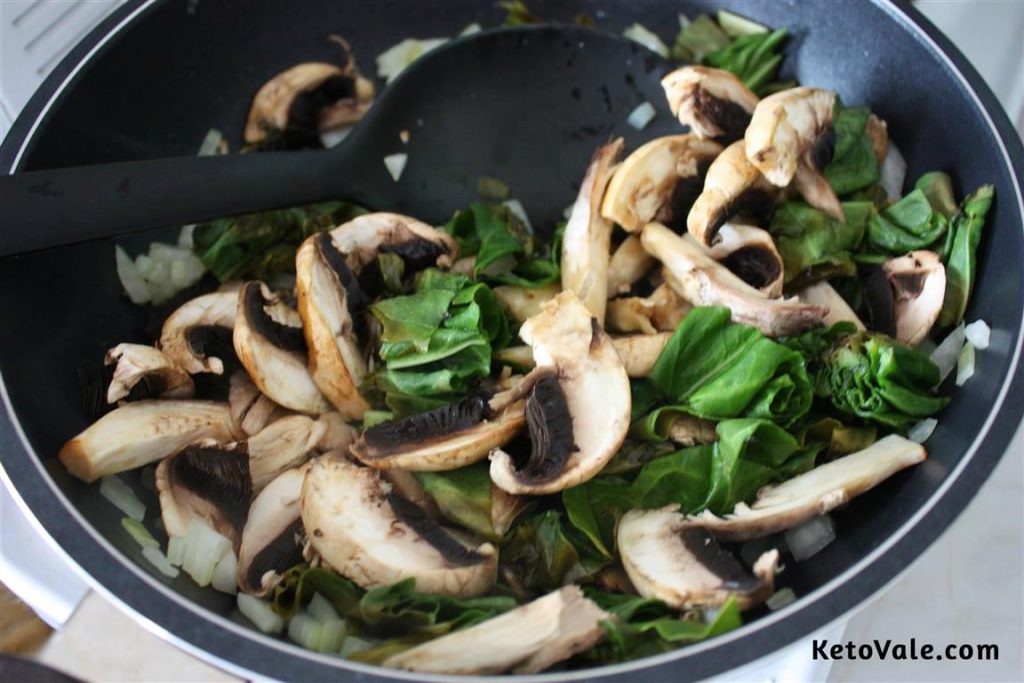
[0, 25, 677, 256]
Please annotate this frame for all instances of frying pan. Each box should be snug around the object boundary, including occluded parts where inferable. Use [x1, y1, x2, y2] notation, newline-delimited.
[1, 0, 1022, 680]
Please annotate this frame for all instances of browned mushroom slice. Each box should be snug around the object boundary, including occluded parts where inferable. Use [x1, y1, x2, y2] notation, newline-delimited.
[705, 224, 785, 297]
[59, 400, 236, 482]
[663, 414, 718, 447]
[301, 456, 497, 597]
[234, 281, 331, 414]
[383, 586, 610, 674]
[247, 415, 326, 491]
[328, 212, 458, 277]
[866, 113, 889, 164]
[601, 134, 723, 234]
[160, 291, 238, 375]
[315, 412, 359, 453]
[561, 139, 625, 323]
[881, 251, 946, 345]
[493, 283, 560, 324]
[642, 223, 827, 337]
[607, 235, 656, 295]
[797, 281, 866, 330]
[661, 66, 760, 141]
[496, 332, 671, 379]
[237, 466, 307, 596]
[687, 140, 782, 246]
[618, 506, 778, 611]
[105, 344, 194, 403]
[228, 371, 290, 437]
[607, 282, 690, 335]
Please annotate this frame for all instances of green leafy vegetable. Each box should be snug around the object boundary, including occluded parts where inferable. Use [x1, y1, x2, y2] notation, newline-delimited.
[703, 27, 788, 95]
[937, 185, 995, 328]
[501, 511, 607, 591]
[770, 201, 874, 286]
[867, 188, 947, 254]
[672, 14, 731, 62]
[192, 201, 367, 281]
[915, 172, 958, 219]
[825, 104, 880, 195]
[799, 417, 877, 459]
[562, 477, 636, 558]
[416, 463, 499, 541]
[272, 566, 363, 619]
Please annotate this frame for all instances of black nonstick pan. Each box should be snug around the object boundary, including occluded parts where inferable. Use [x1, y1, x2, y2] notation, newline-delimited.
[1, 1, 1022, 681]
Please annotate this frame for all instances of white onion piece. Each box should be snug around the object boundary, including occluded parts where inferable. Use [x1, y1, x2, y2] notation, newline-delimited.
[166, 536, 186, 567]
[142, 546, 180, 578]
[784, 515, 836, 561]
[237, 594, 284, 635]
[181, 519, 232, 587]
[320, 126, 353, 149]
[964, 320, 991, 350]
[340, 636, 377, 657]
[197, 128, 225, 156]
[459, 23, 482, 36]
[626, 101, 657, 130]
[212, 551, 238, 595]
[100, 475, 146, 521]
[121, 517, 159, 549]
[930, 323, 965, 383]
[307, 593, 340, 622]
[765, 587, 797, 611]
[956, 342, 975, 387]
[288, 614, 324, 650]
[502, 198, 533, 233]
[622, 23, 669, 57]
[376, 37, 448, 84]
[879, 142, 907, 200]
[318, 620, 348, 653]
[907, 418, 938, 444]
[383, 153, 408, 181]
[115, 246, 151, 305]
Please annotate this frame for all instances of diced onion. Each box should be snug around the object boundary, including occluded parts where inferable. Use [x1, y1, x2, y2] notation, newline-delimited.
[930, 323, 965, 383]
[320, 126, 353, 149]
[677, 13, 691, 30]
[340, 636, 377, 657]
[459, 23, 482, 36]
[100, 475, 146, 521]
[318, 619, 347, 653]
[626, 101, 657, 130]
[907, 418, 938, 444]
[177, 225, 196, 249]
[142, 546, 180, 578]
[739, 537, 771, 568]
[376, 37, 448, 84]
[121, 517, 159, 549]
[115, 241, 206, 306]
[964, 320, 991, 350]
[784, 515, 836, 561]
[717, 10, 769, 37]
[288, 614, 324, 651]
[197, 128, 225, 156]
[502, 199, 533, 233]
[181, 518, 232, 587]
[383, 153, 408, 181]
[766, 587, 797, 611]
[115, 246, 151, 305]
[307, 592, 340, 622]
[166, 536, 186, 567]
[956, 342, 975, 386]
[879, 143, 907, 200]
[622, 23, 669, 58]
[212, 551, 238, 595]
[238, 593, 284, 635]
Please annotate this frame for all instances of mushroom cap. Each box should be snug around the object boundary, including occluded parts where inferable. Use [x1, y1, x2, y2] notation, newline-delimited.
[881, 250, 946, 346]
[744, 87, 837, 186]
[383, 586, 610, 675]
[618, 506, 778, 611]
[490, 291, 631, 495]
[233, 281, 331, 414]
[561, 139, 624, 323]
[301, 456, 497, 597]
[159, 291, 238, 375]
[495, 332, 672, 380]
[58, 400, 236, 482]
[705, 223, 785, 298]
[327, 212, 458, 275]
[601, 134, 722, 234]
[661, 66, 760, 141]
[237, 466, 307, 596]
[687, 140, 781, 247]
[104, 343, 194, 403]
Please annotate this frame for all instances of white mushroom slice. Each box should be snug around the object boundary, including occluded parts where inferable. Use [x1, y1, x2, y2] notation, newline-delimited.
[490, 292, 631, 494]
[661, 66, 760, 140]
[234, 281, 331, 414]
[59, 400, 236, 482]
[798, 281, 866, 330]
[865, 113, 889, 164]
[705, 224, 784, 298]
[384, 586, 609, 675]
[687, 140, 782, 246]
[328, 212, 458, 274]
[156, 441, 250, 546]
[301, 456, 497, 597]
[104, 343, 194, 403]
[745, 87, 843, 219]
[496, 332, 671, 379]
[692, 435, 927, 541]
[493, 283, 560, 324]
[350, 393, 527, 472]
[601, 135, 722, 234]
[881, 251, 946, 346]
[490, 487, 530, 537]
[244, 62, 375, 144]
[237, 466, 306, 596]
[160, 291, 237, 374]
[561, 139, 624, 323]
[228, 371, 290, 437]
[642, 223, 827, 337]
[607, 282, 690, 335]
[315, 412, 358, 453]
[607, 235, 655, 295]
[618, 506, 778, 611]
[248, 415, 326, 491]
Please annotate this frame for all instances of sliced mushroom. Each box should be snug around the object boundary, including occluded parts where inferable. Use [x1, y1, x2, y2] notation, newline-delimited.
[691, 435, 926, 541]
[880, 251, 946, 346]
[382, 468, 443, 521]
[490, 291, 631, 495]
[228, 371, 290, 437]
[744, 87, 843, 220]
[328, 212, 458, 277]
[866, 113, 889, 164]
[496, 332, 671, 379]
[664, 414, 718, 447]
[383, 586, 609, 675]
[237, 466, 307, 596]
[561, 139, 624, 323]
[687, 140, 782, 246]
[705, 224, 784, 297]
[601, 135, 723, 234]
[160, 291, 238, 375]
[315, 412, 358, 453]
[59, 400, 236, 482]
[351, 391, 526, 471]
[104, 344, 194, 403]
[491, 486, 530, 537]
[493, 283, 560, 324]
[245, 62, 375, 146]
[156, 441, 251, 548]
[661, 66, 760, 141]
[618, 506, 778, 611]
[607, 235, 656, 295]
[248, 415, 326, 491]
[798, 281, 866, 330]
[234, 281, 331, 414]
[301, 456, 497, 597]
[607, 282, 690, 335]
[642, 223, 828, 337]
